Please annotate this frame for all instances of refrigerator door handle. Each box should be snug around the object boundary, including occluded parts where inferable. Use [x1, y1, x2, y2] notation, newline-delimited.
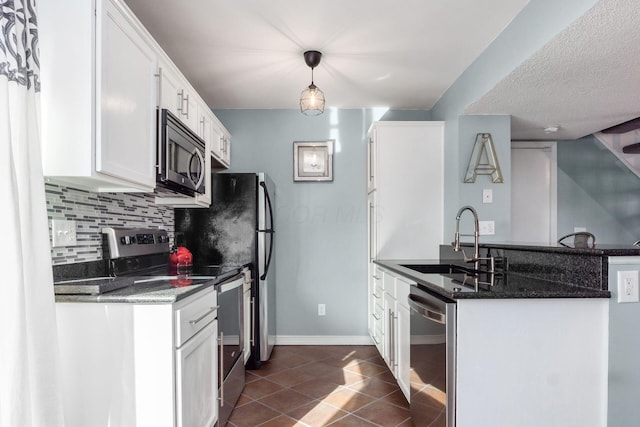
[259, 181, 275, 280]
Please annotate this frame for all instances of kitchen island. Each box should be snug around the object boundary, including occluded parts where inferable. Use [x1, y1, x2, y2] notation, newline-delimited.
[371, 243, 612, 427]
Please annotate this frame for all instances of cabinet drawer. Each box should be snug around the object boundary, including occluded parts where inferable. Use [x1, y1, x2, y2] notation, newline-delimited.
[395, 276, 414, 308]
[174, 287, 217, 347]
[382, 271, 396, 298]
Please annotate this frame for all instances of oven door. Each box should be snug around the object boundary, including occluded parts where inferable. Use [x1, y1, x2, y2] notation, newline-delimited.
[158, 109, 206, 195]
[409, 287, 456, 427]
[217, 274, 245, 426]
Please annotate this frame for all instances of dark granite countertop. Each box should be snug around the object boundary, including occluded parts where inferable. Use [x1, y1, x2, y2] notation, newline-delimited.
[374, 259, 611, 300]
[54, 268, 242, 304]
[465, 241, 640, 256]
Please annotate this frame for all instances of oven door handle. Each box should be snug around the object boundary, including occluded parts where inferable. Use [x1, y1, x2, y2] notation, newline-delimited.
[408, 294, 446, 324]
[218, 275, 244, 293]
[218, 331, 224, 406]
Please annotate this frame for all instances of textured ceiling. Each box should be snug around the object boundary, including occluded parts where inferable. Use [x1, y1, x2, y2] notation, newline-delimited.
[123, 0, 529, 110]
[466, 0, 640, 140]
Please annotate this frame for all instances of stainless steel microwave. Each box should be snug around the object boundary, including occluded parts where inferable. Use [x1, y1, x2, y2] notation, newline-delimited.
[157, 109, 206, 195]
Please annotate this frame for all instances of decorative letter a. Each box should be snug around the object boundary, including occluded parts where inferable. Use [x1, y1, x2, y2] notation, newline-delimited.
[464, 133, 504, 183]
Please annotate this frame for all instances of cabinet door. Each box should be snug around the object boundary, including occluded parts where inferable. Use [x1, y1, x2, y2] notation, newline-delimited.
[211, 123, 231, 168]
[374, 122, 444, 259]
[175, 319, 218, 427]
[158, 60, 183, 117]
[367, 192, 377, 262]
[184, 90, 199, 132]
[396, 303, 410, 401]
[383, 291, 396, 373]
[98, 0, 156, 189]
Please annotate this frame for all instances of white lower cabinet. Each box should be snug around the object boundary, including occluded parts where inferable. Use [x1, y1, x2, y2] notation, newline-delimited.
[175, 320, 218, 427]
[371, 265, 412, 401]
[56, 287, 218, 427]
[368, 264, 384, 354]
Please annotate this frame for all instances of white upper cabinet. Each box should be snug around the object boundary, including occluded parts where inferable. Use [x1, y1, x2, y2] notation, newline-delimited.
[211, 118, 231, 169]
[368, 121, 445, 260]
[157, 58, 199, 133]
[40, 0, 157, 192]
[40, 0, 230, 195]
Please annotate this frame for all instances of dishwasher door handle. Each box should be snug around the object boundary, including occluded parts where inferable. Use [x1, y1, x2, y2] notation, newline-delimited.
[408, 294, 446, 324]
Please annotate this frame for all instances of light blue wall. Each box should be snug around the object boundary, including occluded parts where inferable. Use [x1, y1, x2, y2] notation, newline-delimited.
[431, 0, 600, 238]
[458, 115, 511, 241]
[557, 136, 640, 244]
[214, 109, 378, 337]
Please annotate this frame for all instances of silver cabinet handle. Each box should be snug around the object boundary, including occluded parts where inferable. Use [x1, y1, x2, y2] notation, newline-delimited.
[392, 312, 399, 368]
[372, 312, 380, 320]
[177, 89, 185, 115]
[189, 306, 218, 326]
[218, 331, 224, 406]
[372, 292, 381, 299]
[184, 93, 190, 118]
[388, 308, 394, 368]
[154, 67, 162, 108]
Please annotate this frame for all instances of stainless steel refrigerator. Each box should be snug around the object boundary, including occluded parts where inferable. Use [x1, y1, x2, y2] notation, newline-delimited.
[174, 172, 276, 368]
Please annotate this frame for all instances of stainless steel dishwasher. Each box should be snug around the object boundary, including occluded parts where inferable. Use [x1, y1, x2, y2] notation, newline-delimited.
[408, 286, 456, 427]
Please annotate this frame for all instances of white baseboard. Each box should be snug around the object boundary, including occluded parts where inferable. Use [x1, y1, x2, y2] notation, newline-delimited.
[275, 335, 374, 345]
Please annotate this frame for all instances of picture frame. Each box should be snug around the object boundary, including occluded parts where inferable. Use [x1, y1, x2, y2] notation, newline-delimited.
[293, 140, 334, 182]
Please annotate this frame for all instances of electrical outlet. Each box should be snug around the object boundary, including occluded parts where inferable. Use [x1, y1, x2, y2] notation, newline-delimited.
[482, 189, 493, 204]
[318, 304, 326, 316]
[51, 220, 77, 247]
[617, 271, 640, 303]
[479, 220, 495, 235]
[574, 226, 587, 233]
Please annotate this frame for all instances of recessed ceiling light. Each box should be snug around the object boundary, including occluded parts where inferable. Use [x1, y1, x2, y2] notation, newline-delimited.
[544, 126, 559, 133]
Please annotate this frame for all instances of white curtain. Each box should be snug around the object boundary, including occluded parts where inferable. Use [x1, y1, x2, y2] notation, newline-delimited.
[0, 1, 64, 426]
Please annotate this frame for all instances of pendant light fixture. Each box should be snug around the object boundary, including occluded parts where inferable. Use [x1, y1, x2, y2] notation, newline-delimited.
[300, 50, 325, 116]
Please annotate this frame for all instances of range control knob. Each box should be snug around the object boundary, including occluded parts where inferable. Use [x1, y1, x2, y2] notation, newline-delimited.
[120, 235, 132, 245]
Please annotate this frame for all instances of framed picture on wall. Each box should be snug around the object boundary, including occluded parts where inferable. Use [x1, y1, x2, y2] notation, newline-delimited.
[293, 140, 334, 182]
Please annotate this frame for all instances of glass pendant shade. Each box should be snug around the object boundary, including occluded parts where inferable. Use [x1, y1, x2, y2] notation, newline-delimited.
[300, 50, 325, 116]
[300, 83, 325, 116]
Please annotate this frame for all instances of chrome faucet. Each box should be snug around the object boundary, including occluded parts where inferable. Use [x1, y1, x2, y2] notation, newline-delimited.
[453, 205, 481, 270]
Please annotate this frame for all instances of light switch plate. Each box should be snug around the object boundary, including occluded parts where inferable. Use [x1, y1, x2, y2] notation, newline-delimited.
[617, 270, 640, 303]
[482, 189, 493, 204]
[479, 220, 495, 235]
[51, 220, 77, 247]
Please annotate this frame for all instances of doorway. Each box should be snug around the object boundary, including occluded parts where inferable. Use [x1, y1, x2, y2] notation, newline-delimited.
[511, 141, 557, 243]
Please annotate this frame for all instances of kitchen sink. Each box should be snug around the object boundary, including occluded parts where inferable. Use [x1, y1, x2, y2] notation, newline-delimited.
[400, 263, 476, 275]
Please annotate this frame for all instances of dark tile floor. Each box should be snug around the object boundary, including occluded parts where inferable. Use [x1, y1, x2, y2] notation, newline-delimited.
[227, 345, 412, 427]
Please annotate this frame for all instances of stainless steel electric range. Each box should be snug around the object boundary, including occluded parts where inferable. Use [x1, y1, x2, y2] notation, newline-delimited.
[54, 227, 246, 427]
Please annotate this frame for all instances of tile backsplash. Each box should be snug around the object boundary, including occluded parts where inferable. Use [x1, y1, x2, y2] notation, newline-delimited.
[46, 183, 174, 265]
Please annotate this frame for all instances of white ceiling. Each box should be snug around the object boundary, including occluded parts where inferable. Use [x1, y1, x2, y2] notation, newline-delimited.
[123, 0, 529, 110]
[124, 0, 638, 141]
[466, 0, 640, 140]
